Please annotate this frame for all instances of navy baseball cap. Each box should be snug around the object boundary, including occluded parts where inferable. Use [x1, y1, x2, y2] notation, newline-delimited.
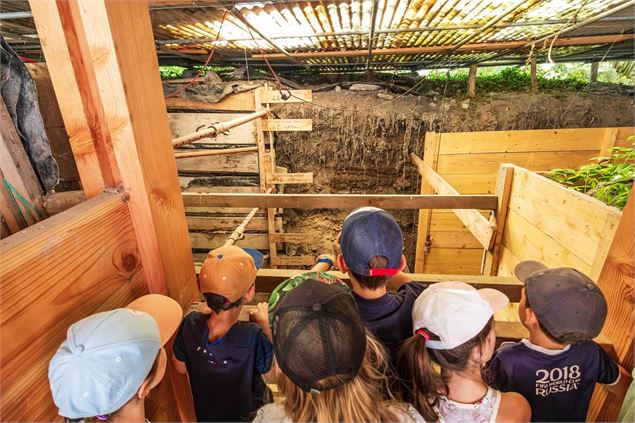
[515, 261, 608, 339]
[339, 207, 403, 277]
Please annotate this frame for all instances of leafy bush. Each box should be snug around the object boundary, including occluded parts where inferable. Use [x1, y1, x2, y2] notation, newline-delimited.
[159, 66, 186, 80]
[547, 141, 634, 210]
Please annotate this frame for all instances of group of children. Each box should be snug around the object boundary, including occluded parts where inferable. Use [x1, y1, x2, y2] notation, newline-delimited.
[48, 207, 631, 422]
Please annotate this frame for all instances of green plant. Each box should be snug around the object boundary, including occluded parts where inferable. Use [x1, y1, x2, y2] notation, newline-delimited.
[159, 66, 186, 80]
[547, 140, 634, 210]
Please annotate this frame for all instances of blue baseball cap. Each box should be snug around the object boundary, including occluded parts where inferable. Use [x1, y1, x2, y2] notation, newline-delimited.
[339, 207, 403, 276]
[49, 295, 182, 419]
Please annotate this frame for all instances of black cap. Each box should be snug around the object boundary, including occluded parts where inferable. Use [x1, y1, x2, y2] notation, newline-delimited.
[514, 261, 608, 340]
[271, 279, 366, 393]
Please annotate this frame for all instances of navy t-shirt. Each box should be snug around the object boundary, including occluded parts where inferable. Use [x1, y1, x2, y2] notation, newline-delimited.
[487, 339, 619, 422]
[173, 312, 273, 422]
[353, 281, 427, 358]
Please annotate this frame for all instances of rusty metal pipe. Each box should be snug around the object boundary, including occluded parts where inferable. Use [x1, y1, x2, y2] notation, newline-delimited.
[172, 109, 269, 147]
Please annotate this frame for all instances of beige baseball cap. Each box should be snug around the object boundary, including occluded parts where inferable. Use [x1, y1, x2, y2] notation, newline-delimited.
[199, 245, 263, 302]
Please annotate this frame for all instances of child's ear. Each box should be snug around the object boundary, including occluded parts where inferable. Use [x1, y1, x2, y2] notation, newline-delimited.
[525, 307, 539, 326]
[399, 255, 407, 272]
[336, 254, 348, 273]
[244, 284, 256, 302]
[138, 348, 167, 399]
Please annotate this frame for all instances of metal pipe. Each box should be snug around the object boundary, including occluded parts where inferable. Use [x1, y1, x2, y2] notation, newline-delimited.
[172, 109, 269, 147]
[0, 12, 33, 20]
[225, 187, 272, 246]
[174, 146, 258, 159]
[470, 0, 635, 65]
[366, 0, 379, 71]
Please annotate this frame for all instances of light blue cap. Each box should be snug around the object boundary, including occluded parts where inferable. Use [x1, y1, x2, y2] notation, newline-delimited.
[48, 308, 161, 419]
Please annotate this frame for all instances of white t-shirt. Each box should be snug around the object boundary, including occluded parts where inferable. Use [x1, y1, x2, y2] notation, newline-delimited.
[252, 402, 426, 422]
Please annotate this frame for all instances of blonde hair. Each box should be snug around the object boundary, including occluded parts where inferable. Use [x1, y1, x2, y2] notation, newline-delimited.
[278, 333, 406, 422]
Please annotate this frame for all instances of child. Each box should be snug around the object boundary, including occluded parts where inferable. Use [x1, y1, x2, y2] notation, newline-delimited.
[49, 294, 183, 422]
[254, 279, 425, 422]
[487, 261, 630, 422]
[171, 245, 273, 422]
[334, 207, 427, 358]
[399, 281, 531, 422]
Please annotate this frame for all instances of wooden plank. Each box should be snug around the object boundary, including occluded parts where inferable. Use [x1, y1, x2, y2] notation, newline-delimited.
[503, 209, 591, 274]
[266, 172, 314, 184]
[589, 213, 621, 281]
[262, 119, 312, 132]
[497, 246, 521, 276]
[190, 232, 269, 250]
[168, 113, 257, 145]
[428, 231, 482, 249]
[0, 168, 23, 234]
[587, 191, 635, 421]
[179, 180, 260, 193]
[29, 1, 106, 197]
[269, 256, 316, 267]
[436, 150, 597, 175]
[0, 193, 147, 421]
[429, 210, 490, 231]
[35, 2, 200, 420]
[437, 128, 610, 154]
[412, 154, 496, 250]
[268, 233, 315, 243]
[422, 248, 485, 275]
[615, 127, 635, 147]
[443, 174, 497, 194]
[259, 89, 312, 103]
[182, 192, 499, 210]
[165, 91, 256, 112]
[187, 215, 268, 231]
[174, 146, 258, 159]
[599, 127, 618, 157]
[0, 97, 44, 223]
[176, 151, 259, 174]
[415, 132, 441, 273]
[254, 268, 522, 300]
[485, 165, 514, 275]
[507, 166, 622, 266]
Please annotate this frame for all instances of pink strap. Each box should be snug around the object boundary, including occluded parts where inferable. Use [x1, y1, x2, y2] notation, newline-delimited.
[416, 328, 430, 341]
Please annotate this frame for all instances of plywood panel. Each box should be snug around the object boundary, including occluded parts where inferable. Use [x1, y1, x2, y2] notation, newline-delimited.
[168, 113, 257, 145]
[436, 151, 597, 175]
[0, 193, 147, 421]
[437, 128, 608, 154]
[507, 167, 621, 265]
[176, 151, 259, 174]
[422, 248, 484, 275]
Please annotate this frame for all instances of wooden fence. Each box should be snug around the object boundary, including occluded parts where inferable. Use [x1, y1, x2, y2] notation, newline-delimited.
[415, 127, 634, 275]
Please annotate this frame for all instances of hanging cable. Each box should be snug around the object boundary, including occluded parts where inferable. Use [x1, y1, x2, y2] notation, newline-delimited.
[165, 10, 228, 98]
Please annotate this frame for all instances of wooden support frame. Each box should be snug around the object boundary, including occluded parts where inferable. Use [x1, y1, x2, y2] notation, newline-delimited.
[484, 165, 514, 275]
[183, 192, 499, 210]
[30, 1, 198, 420]
[411, 153, 497, 250]
[468, 64, 477, 97]
[415, 132, 441, 273]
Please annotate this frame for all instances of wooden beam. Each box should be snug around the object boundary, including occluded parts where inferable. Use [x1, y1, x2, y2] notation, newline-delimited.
[29, 1, 106, 198]
[42, 190, 86, 215]
[182, 192, 499, 210]
[168, 112, 257, 146]
[530, 55, 537, 94]
[31, 1, 199, 420]
[468, 64, 477, 97]
[265, 172, 313, 185]
[484, 165, 514, 275]
[587, 191, 635, 421]
[174, 146, 258, 159]
[590, 62, 599, 82]
[262, 119, 312, 132]
[0, 193, 147, 421]
[255, 34, 635, 60]
[411, 153, 497, 250]
[252, 268, 523, 299]
[165, 91, 256, 112]
[415, 132, 440, 273]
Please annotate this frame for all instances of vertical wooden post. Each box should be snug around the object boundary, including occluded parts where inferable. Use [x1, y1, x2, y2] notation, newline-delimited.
[530, 56, 538, 94]
[30, 1, 198, 420]
[587, 191, 634, 421]
[590, 62, 599, 82]
[414, 132, 441, 273]
[467, 64, 477, 97]
[483, 165, 514, 275]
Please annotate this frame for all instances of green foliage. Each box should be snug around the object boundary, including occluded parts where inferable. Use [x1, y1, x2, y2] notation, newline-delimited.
[159, 66, 186, 80]
[547, 141, 634, 210]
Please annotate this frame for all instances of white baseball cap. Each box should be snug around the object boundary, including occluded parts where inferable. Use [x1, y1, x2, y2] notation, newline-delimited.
[412, 282, 509, 350]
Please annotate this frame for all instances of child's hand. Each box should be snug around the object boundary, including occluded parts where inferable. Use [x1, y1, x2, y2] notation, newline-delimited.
[249, 302, 269, 326]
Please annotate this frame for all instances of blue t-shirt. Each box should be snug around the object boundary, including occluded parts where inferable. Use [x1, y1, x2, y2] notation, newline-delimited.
[487, 339, 619, 422]
[173, 312, 273, 422]
[353, 281, 427, 359]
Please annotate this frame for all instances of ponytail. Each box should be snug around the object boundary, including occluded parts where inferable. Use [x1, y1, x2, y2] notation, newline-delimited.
[397, 334, 442, 422]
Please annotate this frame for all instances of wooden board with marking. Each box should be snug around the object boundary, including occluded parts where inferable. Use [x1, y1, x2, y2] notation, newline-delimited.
[266, 172, 314, 185]
[270, 255, 316, 267]
[187, 216, 268, 231]
[168, 113, 257, 145]
[176, 151, 259, 174]
[268, 233, 315, 244]
[259, 89, 312, 104]
[262, 119, 312, 132]
[190, 232, 269, 250]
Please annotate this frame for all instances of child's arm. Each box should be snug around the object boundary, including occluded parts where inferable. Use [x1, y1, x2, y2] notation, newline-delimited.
[171, 352, 187, 374]
[606, 364, 632, 397]
[311, 253, 336, 273]
[249, 302, 273, 342]
[171, 321, 188, 374]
